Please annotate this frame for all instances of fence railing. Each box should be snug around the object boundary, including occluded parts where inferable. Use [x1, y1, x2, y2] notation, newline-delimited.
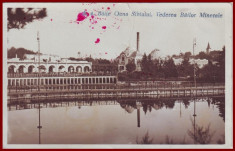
[7, 82, 225, 94]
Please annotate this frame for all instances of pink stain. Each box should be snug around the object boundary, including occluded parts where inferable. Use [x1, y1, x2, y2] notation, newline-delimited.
[107, 7, 110, 10]
[113, 4, 115, 7]
[50, 18, 53, 21]
[92, 27, 94, 29]
[95, 38, 100, 44]
[76, 11, 89, 23]
[102, 26, 106, 29]
[105, 52, 108, 54]
[91, 15, 94, 19]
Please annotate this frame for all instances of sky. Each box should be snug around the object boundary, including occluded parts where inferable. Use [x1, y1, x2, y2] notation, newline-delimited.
[5, 3, 228, 60]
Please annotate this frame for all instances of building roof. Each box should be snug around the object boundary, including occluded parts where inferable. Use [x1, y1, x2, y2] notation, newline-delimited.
[116, 47, 143, 60]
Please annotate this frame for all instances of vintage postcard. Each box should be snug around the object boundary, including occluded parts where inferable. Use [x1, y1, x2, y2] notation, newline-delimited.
[2, 2, 233, 149]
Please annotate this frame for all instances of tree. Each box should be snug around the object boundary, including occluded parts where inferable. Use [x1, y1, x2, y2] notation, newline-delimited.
[8, 47, 36, 59]
[184, 52, 192, 59]
[8, 8, 47, 30]
[163, 58, 178, 78]
[141, 53, 148, 74]
[177, 57, 194, 78]
[153, 59, 165, 78]
[126, 60, 136, 73]
[147, 54, 154, 76]
[198, 46, 225, 82]
[197, 51, 209, 59]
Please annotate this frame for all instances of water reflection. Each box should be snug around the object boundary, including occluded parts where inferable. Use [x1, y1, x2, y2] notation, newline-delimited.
[7, 96, 225, 144]
[188, 120, 215, 144]
[136, 132, 153, 144]
[37, 102, 42, 144]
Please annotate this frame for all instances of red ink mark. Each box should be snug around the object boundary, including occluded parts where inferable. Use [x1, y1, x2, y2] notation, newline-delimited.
[91, 15, 94, 19]
[50, 19, 53, 21]
[105, 52, 108, 54]
[92, 27, 94, 29]
[95, 38, 100, 44]
[102, 26, 106, 29]
[76, 11, 89, 23]
[107, 7, 110, 10]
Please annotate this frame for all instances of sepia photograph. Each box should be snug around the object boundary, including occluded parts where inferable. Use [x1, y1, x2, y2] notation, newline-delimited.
[2, 2, 233, 149]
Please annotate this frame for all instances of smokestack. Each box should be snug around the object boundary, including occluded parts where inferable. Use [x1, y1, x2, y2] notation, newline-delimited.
[137, 32, 139, 52]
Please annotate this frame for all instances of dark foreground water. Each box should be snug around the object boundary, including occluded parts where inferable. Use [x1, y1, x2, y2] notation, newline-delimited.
[8, 96, 225, 144]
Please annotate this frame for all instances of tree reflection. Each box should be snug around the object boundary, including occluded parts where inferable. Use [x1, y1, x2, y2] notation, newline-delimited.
[164, 100, 175, 109]
[210, 97, 225, 122]
[182, 99, 190, 109]
[136, 133, 188, 144]
[136, 132, 154, 144]
[188, 119, 215, 144]
[217, 134, 225, 144]
[165, 135, 174, 144]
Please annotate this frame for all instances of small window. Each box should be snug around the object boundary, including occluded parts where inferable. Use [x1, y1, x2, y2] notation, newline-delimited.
[122, 56, 125, 62]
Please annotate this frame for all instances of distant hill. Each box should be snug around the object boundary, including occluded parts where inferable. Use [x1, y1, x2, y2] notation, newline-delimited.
[8, 47, 36, 60]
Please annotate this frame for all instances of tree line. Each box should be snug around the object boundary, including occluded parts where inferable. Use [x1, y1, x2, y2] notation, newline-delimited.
[121, 47, 225, 83]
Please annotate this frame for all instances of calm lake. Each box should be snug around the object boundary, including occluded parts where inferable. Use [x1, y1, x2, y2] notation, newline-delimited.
[8, 96, 225, 144]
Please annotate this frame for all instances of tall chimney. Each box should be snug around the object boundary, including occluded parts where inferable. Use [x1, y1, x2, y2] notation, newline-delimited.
[137, 32, 139, 52]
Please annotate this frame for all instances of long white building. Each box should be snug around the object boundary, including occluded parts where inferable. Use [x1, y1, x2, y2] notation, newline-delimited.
[7, 55, 92, 74]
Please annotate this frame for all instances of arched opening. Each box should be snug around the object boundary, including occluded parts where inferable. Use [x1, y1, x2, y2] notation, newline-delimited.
[76, 66, 82, 73]
[18, 65, 26, 73]
[38, 65, 46, 73]
[28, 65, 35, 73]
[68, 66, 75, 73]
[8, 65, 16, 73]
[49, 65, 55, 73]
[58, 65, 65, 72]
[84, 66, 90, 72]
